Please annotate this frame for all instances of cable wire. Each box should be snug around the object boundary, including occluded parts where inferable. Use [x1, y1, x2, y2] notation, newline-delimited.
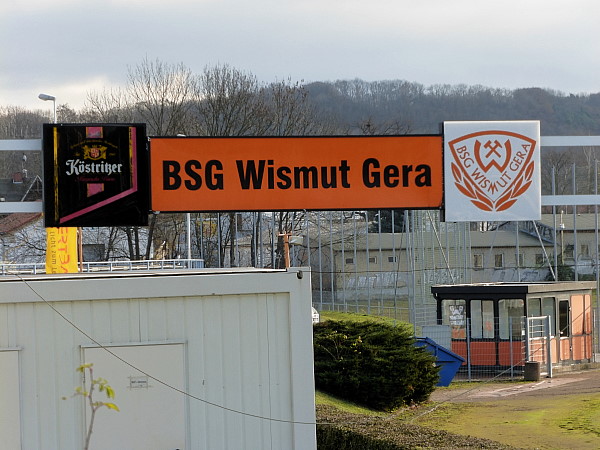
[14, 272, 325, 426]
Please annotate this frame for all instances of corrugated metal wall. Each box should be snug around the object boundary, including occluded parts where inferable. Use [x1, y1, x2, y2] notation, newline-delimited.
[0, 269, 315, 450]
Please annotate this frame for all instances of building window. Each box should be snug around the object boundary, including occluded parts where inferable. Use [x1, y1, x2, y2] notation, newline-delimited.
[345, 257, 354, 264]
[542, 297, 556, 336]
[499, 299, 524, 340]
[388, 255, 397, 263]
[559, 300, 570, 337]
[494, 253, 504, 268]
[473, 254, 484, 269]
[441, 299, 466, 339]
[528, 297, 556, 336]
[528, 297, 541, 317]
[368, 256, 377, 264]
[564, 245, 574, 259]
[535, 254, 544, 266]
[517, 252, 524, 267]
[471, 299, 495, 339]
[82, 244, 105, 262]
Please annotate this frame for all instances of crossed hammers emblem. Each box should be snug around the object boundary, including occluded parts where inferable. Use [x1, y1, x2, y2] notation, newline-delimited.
[484, 140, 503, 158]
[473, 138, 511, 173]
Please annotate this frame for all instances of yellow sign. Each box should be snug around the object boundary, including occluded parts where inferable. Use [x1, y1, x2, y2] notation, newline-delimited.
[46, 227, 79, 273]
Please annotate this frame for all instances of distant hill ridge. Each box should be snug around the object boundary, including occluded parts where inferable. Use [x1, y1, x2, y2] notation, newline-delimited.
[306, 79, 600, 136]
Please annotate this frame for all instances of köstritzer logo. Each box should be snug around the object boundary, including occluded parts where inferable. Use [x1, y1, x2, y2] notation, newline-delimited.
[448, 130, 537, 212]
[82, 144, 107, 160]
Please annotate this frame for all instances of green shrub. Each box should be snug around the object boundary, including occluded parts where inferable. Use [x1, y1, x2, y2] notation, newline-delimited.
[313, 320, 439, 411]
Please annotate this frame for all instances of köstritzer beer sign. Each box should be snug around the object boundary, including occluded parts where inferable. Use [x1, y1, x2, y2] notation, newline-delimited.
[43, 124, 149, 227]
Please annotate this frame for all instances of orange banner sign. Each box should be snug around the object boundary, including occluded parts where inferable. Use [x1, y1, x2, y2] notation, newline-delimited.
[46, 227, 79, 273]
[150, 136, 443, 212]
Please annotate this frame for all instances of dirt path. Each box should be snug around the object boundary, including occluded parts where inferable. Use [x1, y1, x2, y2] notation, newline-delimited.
[431, 369, 600, 403]
[423, 369, 600, 449]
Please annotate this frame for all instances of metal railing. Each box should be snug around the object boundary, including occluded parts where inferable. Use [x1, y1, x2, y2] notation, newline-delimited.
[0, 259, 205, 275]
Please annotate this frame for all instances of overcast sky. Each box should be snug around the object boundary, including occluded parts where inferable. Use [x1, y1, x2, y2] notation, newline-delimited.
[2, 0, 599, 112]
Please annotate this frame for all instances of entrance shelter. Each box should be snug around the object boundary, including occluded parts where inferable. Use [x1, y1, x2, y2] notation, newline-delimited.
[431, 282, 595, 375]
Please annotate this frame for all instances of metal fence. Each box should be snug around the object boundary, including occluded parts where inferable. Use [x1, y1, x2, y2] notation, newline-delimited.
[451, 318, 527, 381]
[3, 136, 600, 359]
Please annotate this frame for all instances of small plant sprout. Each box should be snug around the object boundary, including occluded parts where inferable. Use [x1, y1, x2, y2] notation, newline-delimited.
[63, 363, 119, 450]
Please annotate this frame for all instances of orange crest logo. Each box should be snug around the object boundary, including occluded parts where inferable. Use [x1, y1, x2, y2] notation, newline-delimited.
[448, 131, 537, 212]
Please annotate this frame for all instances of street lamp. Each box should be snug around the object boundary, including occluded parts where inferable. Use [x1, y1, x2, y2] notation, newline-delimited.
[38, 93, 56, 123]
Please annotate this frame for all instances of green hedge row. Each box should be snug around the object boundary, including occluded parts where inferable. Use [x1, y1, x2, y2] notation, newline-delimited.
[315, 405, 511, 449]
[313, 320, 439, 411]
[317, 424, 402, 450]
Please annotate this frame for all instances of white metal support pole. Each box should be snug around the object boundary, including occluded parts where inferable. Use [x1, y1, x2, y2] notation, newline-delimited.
[546, 315, 553, 378]
[186, 213, 191, 264]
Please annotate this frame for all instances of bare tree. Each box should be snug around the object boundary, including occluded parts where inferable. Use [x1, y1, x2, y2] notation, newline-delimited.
[9, 217, 46, 263]
[78, 227, 135, 261]
[148, 214, 187, 259]
[259, 79, 336, 267]
[85, 58, 197, 260]
[0, 106, 46, 139]
[188, 65, 268, 266]
[191, 64, 269, 137]
[85, 87, 136, 123]
[262, 79, 335, 136]
[357, 117, 412, 135]
[541, 148, 576, 196]
[193, 213, 222, 267]
[127, 57, 195, 135]
[82, 87, 152, 260]
[84, 83, 148, 260]
[581, 146, 600, 194]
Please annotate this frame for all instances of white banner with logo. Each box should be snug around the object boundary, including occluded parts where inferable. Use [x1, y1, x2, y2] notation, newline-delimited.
[444, 121, 541, 222]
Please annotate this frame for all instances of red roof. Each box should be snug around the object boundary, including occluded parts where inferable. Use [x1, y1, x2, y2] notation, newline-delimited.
[0, 213, 43, 234]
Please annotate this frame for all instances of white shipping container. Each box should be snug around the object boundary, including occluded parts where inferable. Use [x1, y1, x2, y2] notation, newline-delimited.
[0, 267, 316, 450]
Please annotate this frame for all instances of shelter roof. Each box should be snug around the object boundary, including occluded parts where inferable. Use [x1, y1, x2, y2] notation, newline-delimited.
[431, 281, 596, 298]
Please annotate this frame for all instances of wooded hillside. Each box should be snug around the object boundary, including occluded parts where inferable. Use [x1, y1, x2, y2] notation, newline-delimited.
[306, 79, 600, 135]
